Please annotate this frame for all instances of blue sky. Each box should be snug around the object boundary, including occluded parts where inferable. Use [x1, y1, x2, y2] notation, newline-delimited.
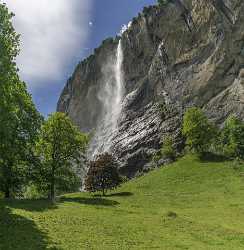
[5, 0, 156, 116]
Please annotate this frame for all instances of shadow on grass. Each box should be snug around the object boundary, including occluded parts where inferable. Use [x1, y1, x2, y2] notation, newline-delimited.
[59, 197, 119, 206]
[0, 202, 59, 250]
[5, 198, 57, 212]
[3, 194, 120, 212]
[95, 192, 133, 197]
[199, 152, 230, 163]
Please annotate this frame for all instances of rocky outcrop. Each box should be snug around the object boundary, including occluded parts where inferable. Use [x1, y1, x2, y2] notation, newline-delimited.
[57, 0, 244, 177]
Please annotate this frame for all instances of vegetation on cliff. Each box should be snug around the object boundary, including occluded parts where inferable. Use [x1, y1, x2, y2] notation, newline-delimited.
[182, 107, 216, 154]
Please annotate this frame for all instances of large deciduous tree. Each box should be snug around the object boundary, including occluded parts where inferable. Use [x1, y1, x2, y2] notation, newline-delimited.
[35, 112, 89, 202]
[0, 3, 42, 198]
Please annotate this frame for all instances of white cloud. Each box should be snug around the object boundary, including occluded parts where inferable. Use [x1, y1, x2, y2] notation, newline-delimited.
[3, 0, 93, 88]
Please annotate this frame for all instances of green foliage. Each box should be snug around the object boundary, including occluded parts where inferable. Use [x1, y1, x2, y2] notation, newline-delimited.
[152, 151, 162, 166]
[85, 153, 122, 196]
[120, 175, 129, 183]
[35, 112, 89, 201]
[152, 135, 176, 167]
[161, 136, 176, 160]
[23, 184, 46, 200]
[0, 3, 42, 198]
[0, 3, 20, 83]
[220, 116, 244, 159]
[157, 0, 169, 6]
[182, 107, 216, 154]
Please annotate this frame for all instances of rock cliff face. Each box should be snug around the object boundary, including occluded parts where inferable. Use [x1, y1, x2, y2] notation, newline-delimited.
[57, 0, 244, 177]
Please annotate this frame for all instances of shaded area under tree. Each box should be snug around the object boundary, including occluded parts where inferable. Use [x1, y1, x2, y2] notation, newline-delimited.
[0, 202, 58, 250]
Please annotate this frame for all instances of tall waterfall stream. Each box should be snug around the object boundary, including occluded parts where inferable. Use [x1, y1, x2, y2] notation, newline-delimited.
[89, 40, 124, 158]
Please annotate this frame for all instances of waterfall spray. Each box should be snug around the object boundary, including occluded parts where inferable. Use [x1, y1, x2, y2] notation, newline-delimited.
[89, 40, 124, 158]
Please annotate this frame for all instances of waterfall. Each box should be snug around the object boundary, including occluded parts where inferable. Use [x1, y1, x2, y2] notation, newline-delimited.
[89, 40, 124, 158]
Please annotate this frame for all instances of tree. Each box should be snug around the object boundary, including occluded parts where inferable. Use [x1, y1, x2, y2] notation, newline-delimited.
[0, 3, 42, 198]
[220, 116, 244, 159]
[35, 112, 89, 202]
[85, 153, 121, 196]
[182, 107, 216, 154]
[0, 3, 20, 84]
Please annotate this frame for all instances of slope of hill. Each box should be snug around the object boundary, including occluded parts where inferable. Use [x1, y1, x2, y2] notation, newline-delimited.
[1, 155, 244, 249]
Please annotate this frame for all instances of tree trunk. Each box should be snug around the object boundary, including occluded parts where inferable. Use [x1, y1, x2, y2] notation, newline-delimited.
[50, 180, 55, 203]
[50, 165, 55, 203]
[5, 187, 10, 199]
[101, 180, 106, 196]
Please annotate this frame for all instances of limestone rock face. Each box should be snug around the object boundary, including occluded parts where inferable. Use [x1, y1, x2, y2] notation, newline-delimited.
[57, 0, 244, 177]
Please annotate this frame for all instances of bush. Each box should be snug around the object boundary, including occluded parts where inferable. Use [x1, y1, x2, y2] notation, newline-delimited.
[161, 136, 176, 160]
[84, 153, 122, 196]
[120, 175, 129, 183]
[152, 151, 162, 166]
[166, 211, 177, 218]
[151, 136, 176, 167]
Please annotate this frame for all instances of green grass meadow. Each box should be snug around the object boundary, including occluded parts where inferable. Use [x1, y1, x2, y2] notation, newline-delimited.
[1, 155, 244, 249]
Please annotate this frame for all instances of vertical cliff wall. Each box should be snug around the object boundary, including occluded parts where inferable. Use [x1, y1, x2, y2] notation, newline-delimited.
[58, 0, 244, 177]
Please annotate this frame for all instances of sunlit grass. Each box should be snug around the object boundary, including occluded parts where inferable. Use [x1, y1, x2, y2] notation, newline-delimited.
[1, 155, 244, 249]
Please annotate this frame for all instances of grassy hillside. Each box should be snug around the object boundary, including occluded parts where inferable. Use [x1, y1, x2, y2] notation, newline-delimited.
[1, 155, 244, 249]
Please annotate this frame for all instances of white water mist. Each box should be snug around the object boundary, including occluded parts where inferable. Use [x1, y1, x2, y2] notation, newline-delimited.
[89, 40, 125, 157]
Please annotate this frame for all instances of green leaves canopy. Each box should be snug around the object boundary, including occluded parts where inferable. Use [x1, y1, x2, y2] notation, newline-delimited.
[0, 3, 20, 83]
[221, 116, 244, 159]
[0, 3, 42, 198]
[35, 112, 89, 200]
[85, 153, 121, 196]
[182, 107, 216, 154]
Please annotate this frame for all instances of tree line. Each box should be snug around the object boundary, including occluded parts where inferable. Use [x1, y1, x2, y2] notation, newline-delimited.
[182, 107, 244, 160]
[156, 107, 244, 164]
